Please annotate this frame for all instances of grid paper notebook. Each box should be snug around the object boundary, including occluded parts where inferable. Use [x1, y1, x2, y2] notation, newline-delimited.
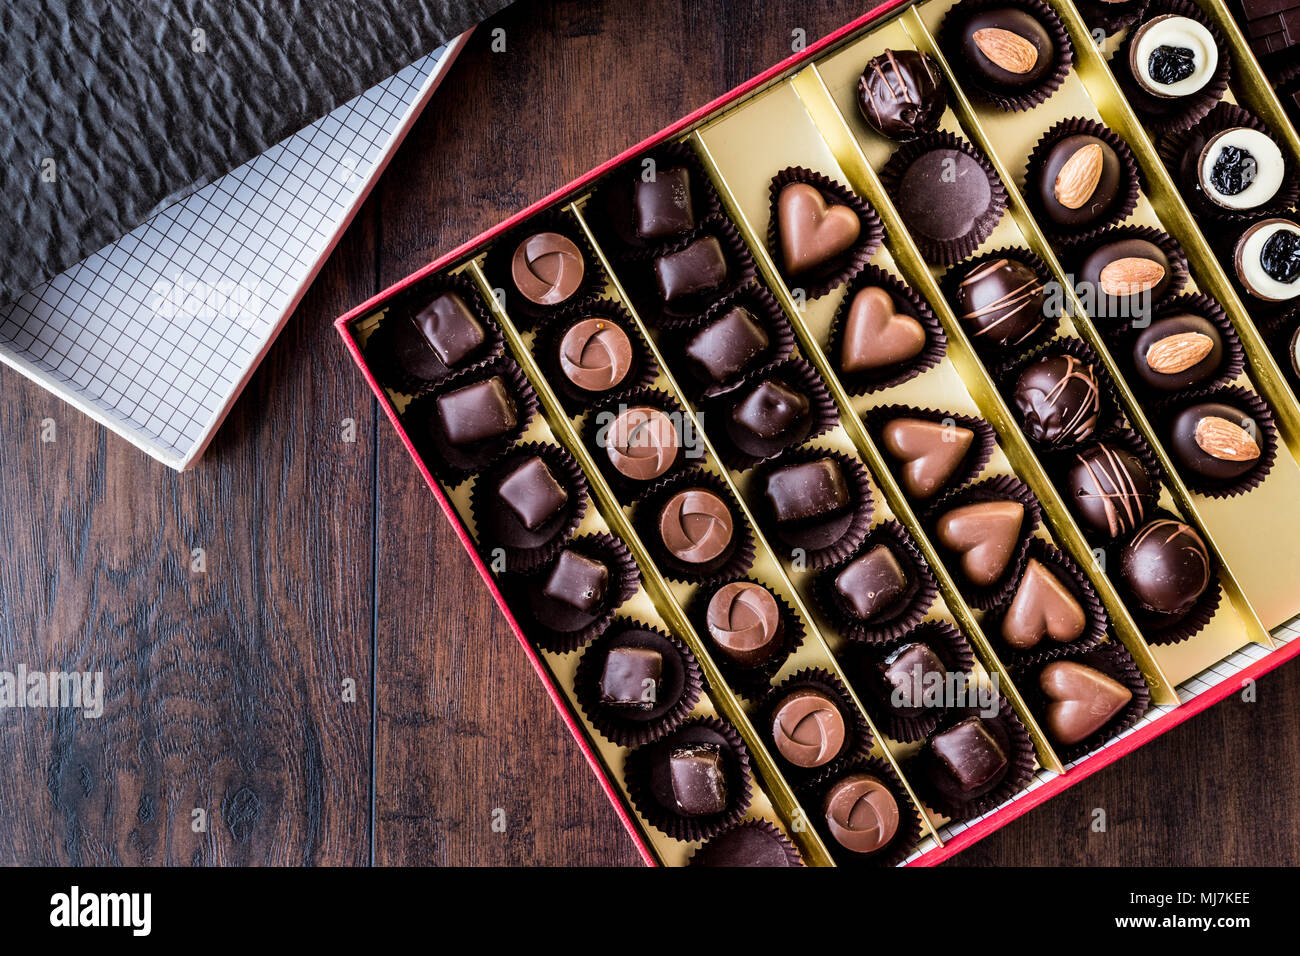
[0, 39, 461, 470]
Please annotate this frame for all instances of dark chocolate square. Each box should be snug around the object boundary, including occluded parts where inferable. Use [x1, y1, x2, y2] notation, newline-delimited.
[763, 458, 849, 524]
[599, 646, 663, 709]
[668, 743, 728, 815]
[634, 166, 695, 240]
[497, 457, 568, 531]
[654, 236, 728, 302]
[684, 305, 769, 382]
[435, 376, 517, 446]
[730, 379, 809, 440]
[880, 642, 946, 710]
[930, 717, 1007, 792]
[834, 544, 908, 621]
[542, 549, 609, 613]
[411, 292, 486, 368]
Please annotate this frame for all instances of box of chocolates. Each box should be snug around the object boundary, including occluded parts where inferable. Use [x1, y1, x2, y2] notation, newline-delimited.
[335, 0, 1300, 865]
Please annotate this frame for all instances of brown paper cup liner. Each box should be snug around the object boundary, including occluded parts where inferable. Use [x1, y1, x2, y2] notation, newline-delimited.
[1024, 117, 1141, 248]
[1160, 103, 1300, 223]
[1111, 2, 1231, 135]
[627, 216, 758, 327]
[942, 245, 1061, 360]
[862, 404, 996, 505]
[1255, 305, 1300, 389]
[585, 141, 723, 256]
[1074, 0, 1150, 35]
[766, 166, 884, 299]
[481, 207, 606, 328]
[995, 334, 1124, 453]
[572, 622, 704, 747]
[687, 818, 804, 867]
[983, 539, 1109, 667]
[506, 533, 641, 654]
[1108, 508, 1221, 644]
[534, 299, 659, 413]
[623, 715, 754, 842]
[750, 446, 875, 570]
[938, 0, 1073, 112]
[581, 386, 703, 501]
[1015, 640, 1151, 764]
[925, 474, 1043, 609]
[687, 578, 806, 699]
[402, 356, 538, 484]
[702, 357, 838, 470]
[469, 442, 589, 573]
[363, 271, 505, 397]
[1040, 426, 1166, 549]
[802, 756, 923, 867]
[757, 668, 875, 784]
[1218, 215, 1300, 319]
[633, 467, 756, 586]
[879, 131, 1008, 265]
[1069, 225, 1189, 330]
[842, 619, 977, 743]
[910, 697, 1037, 820]
[657, 284, 796, 400]
[1152, 383, 1277, 498]
[826, 264, 947, 394]
[814, 521, 940, 644]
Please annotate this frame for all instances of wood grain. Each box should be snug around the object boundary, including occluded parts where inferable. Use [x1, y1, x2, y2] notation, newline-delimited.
[0, 0, 1297, 867]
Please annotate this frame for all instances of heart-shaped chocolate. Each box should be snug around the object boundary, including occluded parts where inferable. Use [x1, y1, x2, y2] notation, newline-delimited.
[840, 286, 927, 373]
[1000, 558, 1087, 650]
[935, 500, 1025, 587]
[881, 417, 974, 500]
[1039, 660, 1131, 746]
[778, 182, 861, 276]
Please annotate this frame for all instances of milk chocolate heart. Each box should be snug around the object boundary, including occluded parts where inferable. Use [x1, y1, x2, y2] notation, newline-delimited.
[778, 182, 862, 276]
[1000, 558, 1087, 650]
[841, 286, 927, 373]
[935, 500, 1025, 587]
[881, 417, 974, 500]
[1039, 660, 1131, 746]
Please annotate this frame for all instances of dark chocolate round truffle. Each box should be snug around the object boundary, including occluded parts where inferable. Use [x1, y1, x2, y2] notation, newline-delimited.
[1169, 401, 1263, 482]
[896, 149, 994, 244]
[960, 8, 1055, 92]
[1012, 354, 1102, 447]
[1065, 443, 1157, 539]
[952, 257, 1046, 348]
[1233, 219, 1300, 302]
[857, 49, 947, 142]
[1079, 238, 1172, 318]
[691, 822, 799, 867]
[1119, 518, 1211, 617]
[1131, 314, 1223, 391]
[1036, 134, 1122, 229]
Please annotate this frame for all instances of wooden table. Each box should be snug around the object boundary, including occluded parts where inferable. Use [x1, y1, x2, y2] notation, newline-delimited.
[2, 0, 1296, 867]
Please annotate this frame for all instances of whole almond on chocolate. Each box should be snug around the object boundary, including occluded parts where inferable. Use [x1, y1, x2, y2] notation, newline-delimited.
[1145, 331, 1215, 375]
[1080, 238, 1173, 305]
[1132, 314, 1224, 391]
[960, 9, 1053, 93]
[1193, 416, 1259, 462]
[1171, 401, 1264, 483]
[1053, 143, 1103, 210]
[972, 28, 1039, 74]
[1098, 257, 1165, 296]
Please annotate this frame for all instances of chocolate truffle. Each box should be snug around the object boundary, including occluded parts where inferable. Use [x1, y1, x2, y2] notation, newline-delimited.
[511, 232, 585, 306]
[1000, 558, 1087, 650]
[1037, 135, 1122, 229]
[840, 286, 927, 372]
[959, 8, 1055, 92]
[1194, 127, 1286, 212]
[727, 379, 812, 450]
[834, 545, 909, 621]
[879, 642, 946, 712]
[1129, 15, 1219, 99]
[896, 148, 994, 245]
[1039, 660, 1133, 745]
[706, 582, 783, 667]
[692, 823, 799, 867]
[1233, 219, 1300, 302]
[600, 646, 663, 710]
[953, 257, 1046, 348]
[1079, 238, 1172, 317]
[654, 236, 728, 302]
[541, 549, 610, 615]
[559, 318, 633, 393]
[394, 292, 486, 379]
[771, 688, 846, 768]
[935, 500, 1025, 587]
[684, 305, 769, 383]
[606, 406, 681, 481]
[857, 49, 947, 142]
[659, 489, 734, 565]
[634, 165, 695, 240]
[669, 743, 729, 816]
[763, 458, 850, 525]
[1066, 443, 1157, 539]
[1012, 354, 1101, 447]
[777, 182, 862, 276]
[881, 417, 974, 500]
[1169, 402, 1263, 482]
[1132, 314, 1223, 391]
[1119, 518, 1211, 617]
[928, 717, 1008, 794]
[435, 375, 518, 447]
[497, 456, 568, 532]
[822, 774, 899, 854]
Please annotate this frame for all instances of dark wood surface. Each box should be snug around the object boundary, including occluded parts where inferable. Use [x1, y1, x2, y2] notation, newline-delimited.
[1, 0, 1297, 867]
